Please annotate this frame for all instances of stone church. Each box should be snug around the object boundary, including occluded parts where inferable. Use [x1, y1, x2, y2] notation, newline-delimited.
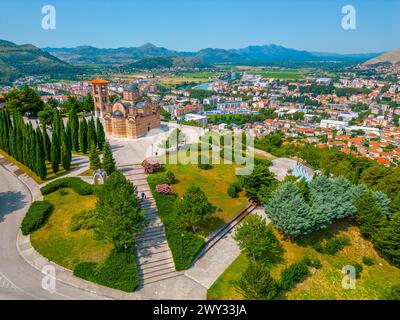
[92, 78, 160, 138]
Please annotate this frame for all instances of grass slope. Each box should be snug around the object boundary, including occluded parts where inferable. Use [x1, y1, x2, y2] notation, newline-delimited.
[208, 221, 400, 300]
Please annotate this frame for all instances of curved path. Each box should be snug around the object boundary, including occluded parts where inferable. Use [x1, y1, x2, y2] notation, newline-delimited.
[0, 165, 107, 300]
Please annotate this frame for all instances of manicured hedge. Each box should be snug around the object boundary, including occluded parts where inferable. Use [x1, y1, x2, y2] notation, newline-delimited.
[21, 201, 54, 235]
[73, 249, 139, 292]
[41, 177, 95, 195]
[147, 173, 205, 270]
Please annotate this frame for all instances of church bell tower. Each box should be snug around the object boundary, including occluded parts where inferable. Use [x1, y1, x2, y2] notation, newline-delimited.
[91, 78, 109, 118]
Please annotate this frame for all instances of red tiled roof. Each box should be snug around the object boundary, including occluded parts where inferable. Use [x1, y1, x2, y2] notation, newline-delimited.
[92, 78, 108, 85]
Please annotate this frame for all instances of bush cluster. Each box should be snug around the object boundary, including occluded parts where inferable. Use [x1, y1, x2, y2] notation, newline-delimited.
[21, 201, 54, 235]
[73, 249, 139, 292]
[41, 177, 94, 195]
[312, 236, 350, 255]
[70, 209, 96, 231]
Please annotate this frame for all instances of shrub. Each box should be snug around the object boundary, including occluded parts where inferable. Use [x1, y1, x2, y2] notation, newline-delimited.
[384, 283, 400, 300]
[312, 241, 324, 253]
[279, 260, 310, 291]
[73, 249, 139, 292]
[312, 236, 350, 255]
[41, 177, 94, 195]
[70, 209, 96, 231]
[227, 184, 238, 198]
[362, 256, 375, 266]
[354, 262, 363, 279]
[142, 159, 162, 174]
[156, 184, 173, 195]
[312, 259, 322, 269]
[148, 174, 205, 270]
[303, 256, 322, 269]
[21, 201, 54, 235]
[165, 170, 175, 184]
[324, 236, 350, 255]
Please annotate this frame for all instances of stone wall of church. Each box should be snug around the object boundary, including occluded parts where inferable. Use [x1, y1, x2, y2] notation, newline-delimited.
[104, 112, 160, 138]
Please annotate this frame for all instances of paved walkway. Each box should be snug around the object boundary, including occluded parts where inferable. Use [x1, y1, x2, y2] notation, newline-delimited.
[118, 163, 182, 286]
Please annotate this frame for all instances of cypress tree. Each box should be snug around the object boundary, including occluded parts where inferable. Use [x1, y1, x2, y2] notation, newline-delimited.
[51, 130, 60, 174]
[79, 117, 88, 154]
[102, 142, 116, 175]
[87, 117, 97, 149]
[36, 130, 47, 180]
[42, 126, 51, 162]
[68, 108, 80, 152]
[89, 145, 101, 170]
[29, 125, 37, 173]
[96, 118, 105, 150]
[61, 144, 72, 171]
[65, 122, 72, 152]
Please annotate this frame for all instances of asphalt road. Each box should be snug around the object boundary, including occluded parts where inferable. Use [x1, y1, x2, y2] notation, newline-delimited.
[0, 166, 107, 300]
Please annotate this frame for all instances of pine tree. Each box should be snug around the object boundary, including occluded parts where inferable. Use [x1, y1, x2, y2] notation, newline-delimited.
[68, 108, 79, 152]
[373, 213, 400, 267]
[87, 117, 97, 149]
[96, 118, 105, 150]
[176, 185, 216, 231]
[79, 117, 88, 154]
[355, 192, 388, 239]
[89, 145, 101, 170]
[95, 171, 146, 250]
[61, 144, 71, 171]
[102, 142, 116, 175]
[51, 130, 60, 174]
[267, 182, 314, 237]
[234, 261, 278, 300]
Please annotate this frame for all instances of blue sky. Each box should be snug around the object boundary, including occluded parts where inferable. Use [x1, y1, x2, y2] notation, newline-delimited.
[0, 0, 398, 53]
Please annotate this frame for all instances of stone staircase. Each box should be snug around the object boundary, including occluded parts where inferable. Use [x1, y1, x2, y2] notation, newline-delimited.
[118, 164, 182, 286]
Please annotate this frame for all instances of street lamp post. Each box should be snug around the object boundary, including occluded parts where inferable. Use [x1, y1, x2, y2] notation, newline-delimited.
[181, 232, 185, 265]
[124, 243, 128, 262]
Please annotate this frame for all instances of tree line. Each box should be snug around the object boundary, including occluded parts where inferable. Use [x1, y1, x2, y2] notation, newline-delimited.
[0, 107, 106, 180]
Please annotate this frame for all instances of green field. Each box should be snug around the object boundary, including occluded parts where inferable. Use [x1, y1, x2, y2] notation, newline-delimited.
[164, 151, 248, 236]
[255, 70, 304, 80]
[180, 72, 217, 79]
[208, 221, 400, 300]
[30, 188, 112, 270]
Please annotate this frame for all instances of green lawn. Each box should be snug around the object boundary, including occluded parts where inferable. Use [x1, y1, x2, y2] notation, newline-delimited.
[207, 220, 400, 300]
[164, 152, 248, 236]
[30, 188, 112, 270]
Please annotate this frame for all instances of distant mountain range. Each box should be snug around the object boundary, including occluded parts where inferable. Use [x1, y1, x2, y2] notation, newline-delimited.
[44, 43, 382, 65]
[0, 39, 392, 85]
[0, 40, 78, 84]
[363, 48, 400, 65]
